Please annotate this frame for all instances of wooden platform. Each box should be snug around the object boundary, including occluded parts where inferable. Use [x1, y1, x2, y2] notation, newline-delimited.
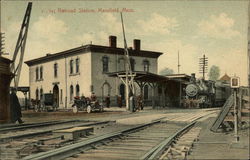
[53, 126, 94, 140]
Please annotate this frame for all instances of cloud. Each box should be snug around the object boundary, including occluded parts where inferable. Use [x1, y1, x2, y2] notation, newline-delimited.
[198, 13, 240, 39]
[100, 13, 122, 35]
[209, 48, 248, 85]
[75, 13, 121, 47]
[136, 13, 178, 35]
[32, 15, 68, 42]
[75, 31, 109, 46]
[148, 39, 199, 75]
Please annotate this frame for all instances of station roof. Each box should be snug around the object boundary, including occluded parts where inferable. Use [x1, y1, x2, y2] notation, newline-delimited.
[0, 56, 12, 63]
[164, 74, 191, 84]
[25, 45, 163, 66]
[219, 73, 231, 81]
[107, 71, 168, 83]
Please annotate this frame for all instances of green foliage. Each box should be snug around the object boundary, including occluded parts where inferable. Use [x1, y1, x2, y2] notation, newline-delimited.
[209, 65, 220, 81]
[159, 67, 174, 75]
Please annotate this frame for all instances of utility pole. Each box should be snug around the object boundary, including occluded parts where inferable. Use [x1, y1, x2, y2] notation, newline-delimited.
[120, 12, 135, 111]
[199, 54, 208, 80]
[177, 50, 180, 74]
[0, 32, 5, 56]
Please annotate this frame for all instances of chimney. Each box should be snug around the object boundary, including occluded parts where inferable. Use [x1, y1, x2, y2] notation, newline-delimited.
[133, 39, 140, 50]
[109, 36, 117, 48]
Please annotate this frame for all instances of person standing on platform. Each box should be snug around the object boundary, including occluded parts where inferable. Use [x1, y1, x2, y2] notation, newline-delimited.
[105, 94, 110, 108]
[117, 95, 122, 108]
[137, 94, 144, 110]
[90, 92, 97, 101]
[10, 88, 24, 124]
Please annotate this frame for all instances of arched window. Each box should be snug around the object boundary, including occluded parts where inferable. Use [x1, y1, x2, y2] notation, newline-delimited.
[70, 85, 74, 101]
[35, 67, 39, 80]
[144, 85, 148, 100]
[40, 66, 43, 79]
[54, 63, 58, 78]
[76, 84, 80, 97]
[102, 56, 109, 72]
[70, 60, 74, 74]
[76, 58, 79, 73]
[143, 60, 150, 72]
[130, 58, 135, 71]
[40, 88, 43, 100]
[36, 89, 39, 100]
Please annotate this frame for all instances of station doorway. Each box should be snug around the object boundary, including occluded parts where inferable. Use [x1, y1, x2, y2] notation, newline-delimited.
[53, 85, 59, 108]
[119, 84, 125, 101]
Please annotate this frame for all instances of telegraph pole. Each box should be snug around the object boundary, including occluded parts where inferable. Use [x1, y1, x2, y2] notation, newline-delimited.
[0, 32, 4, 56]
[199, 54, 208, 79]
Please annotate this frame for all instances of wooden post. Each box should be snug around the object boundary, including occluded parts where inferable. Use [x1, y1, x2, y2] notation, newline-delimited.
[179, 82, 182, 107]
[149, 83, 157, 109]
[234, 89, 239, 142]
[162, 84, 166, 107]
[238, 88, 242, 129]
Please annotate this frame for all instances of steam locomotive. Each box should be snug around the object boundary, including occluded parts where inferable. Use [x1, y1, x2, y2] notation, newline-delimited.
[182, 74, 231, 108]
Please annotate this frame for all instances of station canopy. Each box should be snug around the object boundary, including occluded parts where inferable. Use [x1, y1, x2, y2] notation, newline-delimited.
[165, 74, 191, 84]
[107, 71, 168, 83]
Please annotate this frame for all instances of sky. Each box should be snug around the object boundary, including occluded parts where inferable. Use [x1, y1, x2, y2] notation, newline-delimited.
[1, 0, 249, 87]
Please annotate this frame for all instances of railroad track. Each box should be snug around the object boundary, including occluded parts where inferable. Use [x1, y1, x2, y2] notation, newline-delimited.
[0, 120, 87, 133]
[0, 120, 111, 142]
[0, 120, 115, 160]
[21, 110, 216, 160]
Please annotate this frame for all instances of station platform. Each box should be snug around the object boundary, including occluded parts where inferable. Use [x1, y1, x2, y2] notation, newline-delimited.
[188, 117, 250, 160]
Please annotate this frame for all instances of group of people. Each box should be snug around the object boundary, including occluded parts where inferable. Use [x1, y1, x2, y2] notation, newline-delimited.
[101, 93, 144, 110]
[75, 92, 144, 110]
[10, 91, 145, 124]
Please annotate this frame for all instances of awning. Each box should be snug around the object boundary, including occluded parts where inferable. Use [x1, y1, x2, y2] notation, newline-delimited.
[107, 71, 168, 83]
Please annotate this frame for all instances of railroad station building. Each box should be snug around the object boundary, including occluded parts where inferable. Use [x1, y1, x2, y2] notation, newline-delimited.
[25, 36, 164, 109]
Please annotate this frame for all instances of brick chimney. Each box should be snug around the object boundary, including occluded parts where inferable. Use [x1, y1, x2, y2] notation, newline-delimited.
[133, 39, 140, 50]
[109, 36, 117, 48]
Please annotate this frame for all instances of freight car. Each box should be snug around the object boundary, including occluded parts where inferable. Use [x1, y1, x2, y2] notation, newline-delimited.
[182, 74, 231, 108]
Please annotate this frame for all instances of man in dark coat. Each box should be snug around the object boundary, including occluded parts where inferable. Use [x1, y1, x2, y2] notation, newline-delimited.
[10, 88, 24, 124]
[117, 95, 122, 108]
[105, 94, 110, 108]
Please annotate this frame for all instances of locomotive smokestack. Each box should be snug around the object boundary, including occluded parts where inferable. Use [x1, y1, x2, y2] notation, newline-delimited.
[191, 73, 196, 82]
[191, 73, 196, 78]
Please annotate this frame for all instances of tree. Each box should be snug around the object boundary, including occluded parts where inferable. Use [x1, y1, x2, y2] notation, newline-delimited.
[159, 67, 174, 75]
[208, 65, 220, 81]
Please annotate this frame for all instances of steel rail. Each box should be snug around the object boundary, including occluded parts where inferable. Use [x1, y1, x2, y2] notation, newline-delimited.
[140, 121, 196, 160]
[0, 121, 59, 129]
[0, 120, 83, 133]
[22, 120, 161, 160]
[0, 121, 112, 143]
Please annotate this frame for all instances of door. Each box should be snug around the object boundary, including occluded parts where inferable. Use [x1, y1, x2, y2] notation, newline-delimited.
[53, 85, 59, 108]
